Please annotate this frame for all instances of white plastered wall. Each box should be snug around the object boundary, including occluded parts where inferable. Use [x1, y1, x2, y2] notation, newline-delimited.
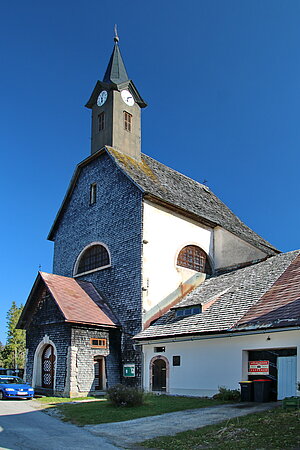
[142, 329, 300, 397]
[142, 200, 213, 318]
[214, 226, 268, 270]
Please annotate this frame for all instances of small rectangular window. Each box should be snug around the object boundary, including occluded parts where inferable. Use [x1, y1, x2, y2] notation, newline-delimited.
[176, 305, 202, 318]
[90, 338, 107, 348]
[124, 111, 132, 132]
[98, 112, 105, 131]
[90, 183, 97, 205]
[173, 356, 181, 366]
[154, 346, 165, 353]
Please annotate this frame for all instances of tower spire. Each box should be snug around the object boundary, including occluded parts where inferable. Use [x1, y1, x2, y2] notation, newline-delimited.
[103, 26, 129, 84]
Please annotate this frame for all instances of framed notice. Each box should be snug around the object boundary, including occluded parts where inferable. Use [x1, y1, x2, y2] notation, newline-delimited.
[248, 360, 269, 375]
[123, 364, 135, 377]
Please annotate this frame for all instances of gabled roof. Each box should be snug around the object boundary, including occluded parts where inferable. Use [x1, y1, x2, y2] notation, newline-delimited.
[134, 250, 300, 340]
[48, 147, 278, 258]
[18, 272, 119, 329]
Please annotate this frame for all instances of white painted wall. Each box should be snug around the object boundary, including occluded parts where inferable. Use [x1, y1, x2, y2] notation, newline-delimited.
[214, 227, 267, 269]
[142, 329, 300, 397]
[142, 200, 213, 317]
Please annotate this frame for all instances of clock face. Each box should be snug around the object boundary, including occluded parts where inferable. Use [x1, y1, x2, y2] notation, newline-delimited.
[121, 89, 134, 106]
[97, 90, 108, 107]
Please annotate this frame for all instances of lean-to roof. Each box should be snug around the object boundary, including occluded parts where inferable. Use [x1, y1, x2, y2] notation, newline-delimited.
[134, 250, 300, 340]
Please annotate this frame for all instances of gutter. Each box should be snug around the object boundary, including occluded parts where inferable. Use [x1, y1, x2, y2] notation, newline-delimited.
[135, 326, 300, 345]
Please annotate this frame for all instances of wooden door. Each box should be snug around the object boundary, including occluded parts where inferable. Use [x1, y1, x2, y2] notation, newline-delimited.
[152, 358, 166, 392]
[42, 345, 55, 388]
[94, 357, 104, 390]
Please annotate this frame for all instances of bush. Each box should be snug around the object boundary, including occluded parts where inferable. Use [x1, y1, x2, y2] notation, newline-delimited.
[106, 384, 144, 407]
[213, 386, 241, 402]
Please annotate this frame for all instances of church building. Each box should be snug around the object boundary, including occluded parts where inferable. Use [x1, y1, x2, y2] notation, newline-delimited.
[18, 34, 300, 399]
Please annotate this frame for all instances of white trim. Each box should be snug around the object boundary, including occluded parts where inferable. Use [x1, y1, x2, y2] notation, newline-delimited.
[73, 241, 111, 277]
[32, 335, 57, 389]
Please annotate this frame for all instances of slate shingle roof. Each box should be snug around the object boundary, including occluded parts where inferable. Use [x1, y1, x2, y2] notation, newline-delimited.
[107, 148, 278, 256]
[103, 43, 129, 85]
[48, 147, 278, 257]
[134, 250, 300, 340]
[235, 251, 300, 329]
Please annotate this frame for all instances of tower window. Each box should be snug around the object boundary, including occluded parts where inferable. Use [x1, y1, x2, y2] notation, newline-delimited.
[177, 245, 212, 274]
[75, 244, 110, 275]
[98, 112, 105, 131]
[124, 111, 132, 132]
[90, 183, 97, 205]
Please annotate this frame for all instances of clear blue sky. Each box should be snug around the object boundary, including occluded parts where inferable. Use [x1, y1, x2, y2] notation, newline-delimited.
[1, 0, 300, 344]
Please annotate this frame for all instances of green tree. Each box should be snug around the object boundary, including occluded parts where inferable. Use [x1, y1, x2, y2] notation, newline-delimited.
[0, 341, 4, 367]
[2, 302, 25, 369]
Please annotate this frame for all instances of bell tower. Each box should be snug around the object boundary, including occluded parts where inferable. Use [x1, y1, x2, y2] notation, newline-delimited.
[85, 30, 147, 160]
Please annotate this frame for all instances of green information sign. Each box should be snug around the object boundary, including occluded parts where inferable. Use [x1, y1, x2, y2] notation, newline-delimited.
[123, 364, 135, 377]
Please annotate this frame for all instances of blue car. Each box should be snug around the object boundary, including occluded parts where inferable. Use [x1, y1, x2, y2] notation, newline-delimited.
[0, 375, 34, 399]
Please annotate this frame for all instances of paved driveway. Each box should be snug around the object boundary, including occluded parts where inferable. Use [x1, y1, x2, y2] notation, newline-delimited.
[0, 399, 120, 450]
[86, 402, 279, 447]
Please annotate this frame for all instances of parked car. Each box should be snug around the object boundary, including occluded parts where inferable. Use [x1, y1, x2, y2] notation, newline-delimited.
[0, 376, 34, 399]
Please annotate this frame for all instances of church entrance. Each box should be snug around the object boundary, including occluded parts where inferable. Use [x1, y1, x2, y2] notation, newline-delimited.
[94, 356, 105, 390]
[151, 357, 168, 392]
[41, 344, 55, 388]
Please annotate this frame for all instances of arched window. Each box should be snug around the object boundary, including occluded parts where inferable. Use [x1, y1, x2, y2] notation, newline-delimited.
[177, 245, 211, 275]
[75, 244, 110, 276]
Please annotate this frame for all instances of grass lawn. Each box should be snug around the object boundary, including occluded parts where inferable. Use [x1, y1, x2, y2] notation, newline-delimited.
[39, 394, 228, 425]
[141, 407, 300, 450]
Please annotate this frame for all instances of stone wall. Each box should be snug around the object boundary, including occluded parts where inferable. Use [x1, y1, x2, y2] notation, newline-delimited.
[70, 325, 120, 393]
[52, 152, 143, 385]
[25, 290, 71, 394]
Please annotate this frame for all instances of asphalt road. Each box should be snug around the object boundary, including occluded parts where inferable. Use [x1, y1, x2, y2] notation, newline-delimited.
[0, 399, 121, 450]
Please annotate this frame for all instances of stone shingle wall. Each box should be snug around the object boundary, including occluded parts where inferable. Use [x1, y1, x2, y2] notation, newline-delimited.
[25, 292, 71, 393]
[52, 152, 143, 385]
[71, 326, 120, 392]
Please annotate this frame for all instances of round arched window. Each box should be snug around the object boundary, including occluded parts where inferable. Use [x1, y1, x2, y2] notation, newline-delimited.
[177, 245, 211, 274]
[75, 244, 110, 275]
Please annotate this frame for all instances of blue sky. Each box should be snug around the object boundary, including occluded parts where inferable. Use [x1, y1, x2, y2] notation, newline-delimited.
[1, 0, 300, 344]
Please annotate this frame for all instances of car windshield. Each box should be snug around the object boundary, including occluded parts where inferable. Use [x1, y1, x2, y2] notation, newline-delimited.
[0, 377, 24, 384]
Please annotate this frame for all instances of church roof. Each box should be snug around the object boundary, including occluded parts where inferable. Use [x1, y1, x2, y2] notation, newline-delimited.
[107, 148, 278, 256]
[18, 272, 119, 328]
[134, 249, 300, 340]
[103, 42, 129, 84]
[48, 148, 278, 257]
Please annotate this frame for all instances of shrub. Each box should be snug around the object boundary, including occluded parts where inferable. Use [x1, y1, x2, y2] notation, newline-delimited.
[213, 386, 241, 402]
[106, 384, 144, 407]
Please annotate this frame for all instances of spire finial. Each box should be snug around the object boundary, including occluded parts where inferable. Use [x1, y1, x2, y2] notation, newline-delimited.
[114, 24, 119, 43]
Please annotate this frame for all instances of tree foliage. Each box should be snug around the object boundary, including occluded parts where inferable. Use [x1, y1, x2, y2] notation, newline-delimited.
[0, 302, 25, 369]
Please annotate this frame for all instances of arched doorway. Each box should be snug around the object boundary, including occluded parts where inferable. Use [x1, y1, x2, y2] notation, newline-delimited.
[151, 357, 168, 392]
[94, 357, 105, 391]
[42, 344, 55, 388]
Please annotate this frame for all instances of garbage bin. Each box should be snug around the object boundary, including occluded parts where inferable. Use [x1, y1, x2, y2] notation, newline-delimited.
[253, 379, 272, 402]
[239, 381, 253, 402]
